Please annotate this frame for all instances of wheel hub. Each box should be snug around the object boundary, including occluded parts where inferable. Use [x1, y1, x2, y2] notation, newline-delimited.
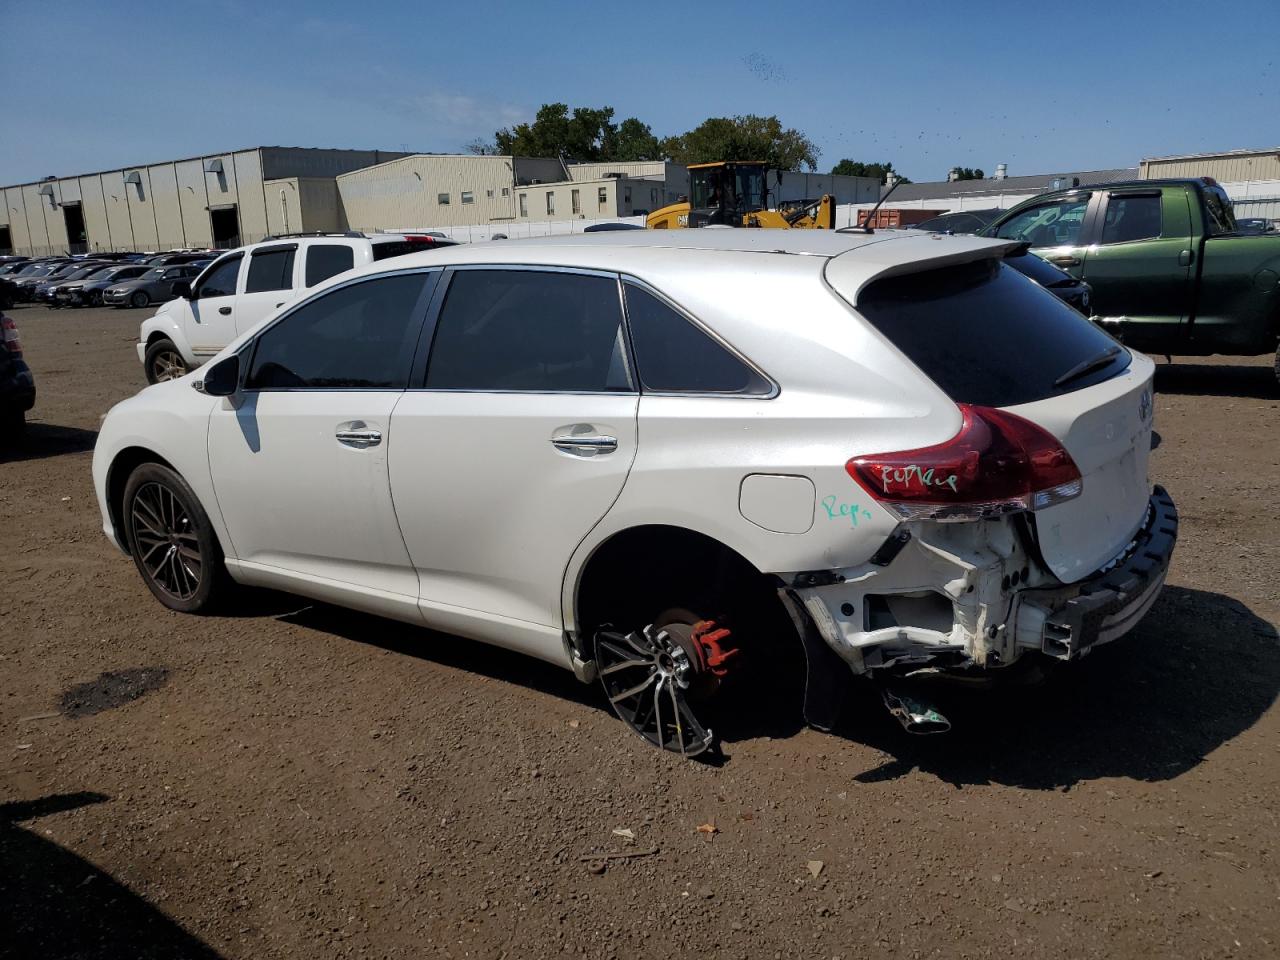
[594, 619, 735, 757]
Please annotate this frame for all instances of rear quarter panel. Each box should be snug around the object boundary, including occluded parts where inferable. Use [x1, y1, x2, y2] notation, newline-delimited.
[1194, 235, 1280, 351]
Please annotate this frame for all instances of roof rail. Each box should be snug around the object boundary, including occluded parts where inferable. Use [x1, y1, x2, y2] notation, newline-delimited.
[260, 231, 367, 241]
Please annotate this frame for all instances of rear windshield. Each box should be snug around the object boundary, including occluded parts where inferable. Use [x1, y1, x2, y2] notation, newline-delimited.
[857, 258, 1129, 407]
[1005, 251, 1073, 287]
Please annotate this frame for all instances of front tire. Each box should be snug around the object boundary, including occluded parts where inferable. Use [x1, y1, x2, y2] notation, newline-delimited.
[144, 338, 188, 384]
[130, 290, 150, 309]
[123, 462, 229, 613]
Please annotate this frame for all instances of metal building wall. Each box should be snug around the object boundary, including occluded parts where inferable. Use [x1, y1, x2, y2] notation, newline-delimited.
[4, 187, 31, 252]
[231, 150, 269, 244]
[175, 160, 214, 248]
[78, 175, 113, 251]
[1141, 151, 1280, 182]
[21, 184, 52, 252]
[339, 155, 524, 230]
[263, 178, 305, 236]
[122, 169, 160, 250]
[147, 164, 187, 248]
[296, 178, 347, 232]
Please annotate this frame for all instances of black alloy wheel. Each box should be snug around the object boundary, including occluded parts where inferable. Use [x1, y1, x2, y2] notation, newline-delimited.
[123, 463, 227, 613]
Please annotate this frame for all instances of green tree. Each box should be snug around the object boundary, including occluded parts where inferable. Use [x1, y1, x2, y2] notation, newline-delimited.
[464, 137, 496, 156]
[830, 160, 910, 184]
[950, 167, 985, 181]
[494, 103, 659, 162]
[614, 117, 662, 161]
[660, 115, 818, 171]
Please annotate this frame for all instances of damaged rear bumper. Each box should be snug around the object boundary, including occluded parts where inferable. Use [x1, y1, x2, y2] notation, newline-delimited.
[788, 486, 1178, 679]
[1018, 487, 1177, 658]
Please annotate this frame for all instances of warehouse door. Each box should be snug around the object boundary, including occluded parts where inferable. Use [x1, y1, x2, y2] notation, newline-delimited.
[0, 226, 11, 254]
[210, 205, 240, 249]
[62, 203, 87, 254]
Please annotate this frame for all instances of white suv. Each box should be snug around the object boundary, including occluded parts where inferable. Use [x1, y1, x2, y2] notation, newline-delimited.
[137, 232, 455, 383]
[95, 230, 1177, 756]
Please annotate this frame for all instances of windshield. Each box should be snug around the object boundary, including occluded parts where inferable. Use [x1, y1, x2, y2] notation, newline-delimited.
[857, 258, 1129, 407]
[690, 165, 766, 212]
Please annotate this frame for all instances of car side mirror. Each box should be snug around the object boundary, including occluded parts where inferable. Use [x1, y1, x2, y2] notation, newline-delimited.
[171, 280, 192, 299]
[193, 354, 239, 396]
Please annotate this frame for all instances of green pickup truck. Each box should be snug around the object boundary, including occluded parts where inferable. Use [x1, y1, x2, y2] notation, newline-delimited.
[983, 178, 1280, 375]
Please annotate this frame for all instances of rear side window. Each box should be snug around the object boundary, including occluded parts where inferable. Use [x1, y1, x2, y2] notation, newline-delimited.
[1202, 187, 1237, 236]
[425, 270, 631, 393]
[246, 274, 428, 390]
[857, 259, 1130, 407]
[305, 244, 355, 286]
[372, 238, 452, 261]
[623, 283, 771, 395]
[245, 247, 296, 293]
[1101, 194, 1162, 244]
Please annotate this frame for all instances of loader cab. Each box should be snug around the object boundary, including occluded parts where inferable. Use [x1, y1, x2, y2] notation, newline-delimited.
[687, 162, 769, 227]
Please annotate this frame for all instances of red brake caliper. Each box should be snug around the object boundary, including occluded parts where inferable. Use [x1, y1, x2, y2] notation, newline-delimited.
[690, 620, 739, 678]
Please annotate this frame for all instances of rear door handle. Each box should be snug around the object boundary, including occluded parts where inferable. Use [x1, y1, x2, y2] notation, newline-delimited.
[1178, 249, 1194, 267]
[551, 434, 617, 455]
[1047, 255, 1081, 267]
[336, 420, 382, 448]
[218, 306, 232, 315]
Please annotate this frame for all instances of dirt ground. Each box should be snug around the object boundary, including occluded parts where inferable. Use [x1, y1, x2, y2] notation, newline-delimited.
[2, 302, 1278, 960]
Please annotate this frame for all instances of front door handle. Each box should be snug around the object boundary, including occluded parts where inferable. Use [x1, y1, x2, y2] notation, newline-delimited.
[218, 306, 232, 315]
[1047, 255, 1081, 268]
[336, 420, 382, 448]
[551, 434, 617, 455]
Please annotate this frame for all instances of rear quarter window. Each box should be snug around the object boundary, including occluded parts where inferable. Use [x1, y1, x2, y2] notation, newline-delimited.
[857, 258, 1130, 407]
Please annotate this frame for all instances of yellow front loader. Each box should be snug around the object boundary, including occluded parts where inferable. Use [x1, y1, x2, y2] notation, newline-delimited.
[646, 161, 835, 230]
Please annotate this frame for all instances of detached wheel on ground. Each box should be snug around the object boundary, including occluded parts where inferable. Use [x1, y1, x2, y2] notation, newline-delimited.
[130, 290, 151, 309]
[144, 338, 188, 383]
[122, 462, 229, 613]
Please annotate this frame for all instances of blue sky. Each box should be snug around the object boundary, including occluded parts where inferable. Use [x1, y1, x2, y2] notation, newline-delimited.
[2, 0, 1277, 185]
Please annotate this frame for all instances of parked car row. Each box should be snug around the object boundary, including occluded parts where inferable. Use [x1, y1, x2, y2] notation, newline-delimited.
[0, 250, 217, 308]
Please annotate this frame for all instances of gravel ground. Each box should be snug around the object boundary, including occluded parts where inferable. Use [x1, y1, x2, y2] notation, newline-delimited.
[2, 303, 1278, 960]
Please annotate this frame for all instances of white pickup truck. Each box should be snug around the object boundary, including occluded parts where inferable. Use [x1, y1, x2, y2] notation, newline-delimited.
[138, 232, 454, 383]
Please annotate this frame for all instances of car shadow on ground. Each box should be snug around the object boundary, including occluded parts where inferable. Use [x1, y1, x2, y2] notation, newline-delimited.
[0, 423, 98, 463]
[0, 792, 224, 959]
[842, 586, 1279, 790]
[274, 602, 807, 747]
[1154, 361, 1279, 399]
[261, 586, 1276, 784]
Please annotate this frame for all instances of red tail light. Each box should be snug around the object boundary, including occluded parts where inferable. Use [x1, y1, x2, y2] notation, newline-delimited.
[1, 315, 22, 357]
[847, 404, 1082, 522]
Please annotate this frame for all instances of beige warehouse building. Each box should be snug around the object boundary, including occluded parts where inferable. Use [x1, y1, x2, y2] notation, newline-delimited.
[0, 146, 408, 257]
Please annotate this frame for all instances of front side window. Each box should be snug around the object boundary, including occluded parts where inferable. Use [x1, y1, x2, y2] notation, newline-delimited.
[245, 247, 295, 294]
[246, 273, 428, 390]
[425, 270, 631, 393]
[994, 197, 1091, 246]
[1101, 194, 1162, 244]
[196, 255, 242, 298]
[305, 244, 355, 286]
[623, 283, 771, 395]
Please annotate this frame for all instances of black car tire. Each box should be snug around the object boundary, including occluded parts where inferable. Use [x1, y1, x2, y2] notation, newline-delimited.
[144, 338, 189, 384]
[123, 462, 230, 614]
[130, 290, 151, 309]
